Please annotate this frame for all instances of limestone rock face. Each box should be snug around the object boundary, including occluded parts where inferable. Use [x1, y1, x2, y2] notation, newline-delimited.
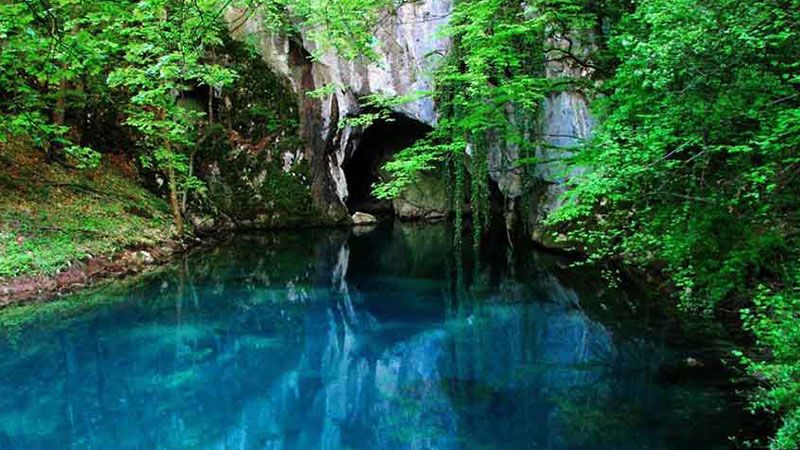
[226, 3, 594, 242]
[525, 34, 596, 247]
[192, 38, 330, 229]
[392, 172, 449, 221]
[488, 33, 596, 248]
[226, 1, 452, 220]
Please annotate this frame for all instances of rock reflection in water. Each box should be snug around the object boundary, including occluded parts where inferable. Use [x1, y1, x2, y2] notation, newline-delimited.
[0, 224, 735, 450]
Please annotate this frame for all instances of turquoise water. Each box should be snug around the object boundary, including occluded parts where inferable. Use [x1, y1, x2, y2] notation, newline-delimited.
[0, 224, 740, 449]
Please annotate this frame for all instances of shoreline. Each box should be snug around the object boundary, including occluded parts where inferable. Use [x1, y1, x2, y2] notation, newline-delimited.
[0, 221, 777, 445]
[0, 218, 571, 309]
[0, 236, 214, 309]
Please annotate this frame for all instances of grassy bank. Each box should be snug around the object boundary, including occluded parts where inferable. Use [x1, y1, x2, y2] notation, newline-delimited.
[0, 141, 174, 280]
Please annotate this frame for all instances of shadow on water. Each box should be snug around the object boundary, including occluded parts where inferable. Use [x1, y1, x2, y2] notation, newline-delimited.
[0, 222, 743, 450]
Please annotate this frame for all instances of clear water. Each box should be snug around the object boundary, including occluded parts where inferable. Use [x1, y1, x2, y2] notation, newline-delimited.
[0, 224, 740, 450]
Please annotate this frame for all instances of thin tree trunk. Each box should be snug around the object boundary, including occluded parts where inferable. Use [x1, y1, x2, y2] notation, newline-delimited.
[167, 161, 184, 236]
[54, 77, 67, 128]
[208, 85, 214, 126]
[43, 76, 67, 163]
[180, 149, 195, 215]
[165, 134, 184, 236]
[158, 106, 184, 236]
[208, 49, 215, 125]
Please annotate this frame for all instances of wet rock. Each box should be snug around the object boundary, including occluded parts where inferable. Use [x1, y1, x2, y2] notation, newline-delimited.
[189, 215, 218, 234]
[352, 212, 378, 225]
[685, 357, 706, 368]
[658, 356, 718, 385]
[392, 171, 450, 221]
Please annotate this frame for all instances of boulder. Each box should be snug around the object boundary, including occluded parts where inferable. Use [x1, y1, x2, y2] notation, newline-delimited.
[392, 171, 449, 221]
[352, 212, 379, 225]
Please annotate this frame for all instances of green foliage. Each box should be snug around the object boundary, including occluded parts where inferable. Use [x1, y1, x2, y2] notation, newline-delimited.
[284, 0, 393, 60]
[0, 0, 131, 164]
[0, 140, 171, 278]
[369, 0, 800, 444]
[106, 0, 240, 233]
[375, 0, 600, 241]
[542, 0, 800, 446]
[218, 37, 299, 140]
[551, 0, 800, 304]
[738, 275, 800, 449]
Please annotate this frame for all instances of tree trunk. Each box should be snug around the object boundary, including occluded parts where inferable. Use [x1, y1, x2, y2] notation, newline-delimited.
[208, 84, 214, 126]
[208, 49, 215, 125]
[167, 162, 184, 236]
[158, 107, 184, 236]
[53, 77, 67, 128]
[164, 133, 184, 236]
[180, 150, 195, 215]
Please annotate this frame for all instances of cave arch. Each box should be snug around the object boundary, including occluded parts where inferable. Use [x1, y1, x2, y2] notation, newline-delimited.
[343, 113, 432, 216]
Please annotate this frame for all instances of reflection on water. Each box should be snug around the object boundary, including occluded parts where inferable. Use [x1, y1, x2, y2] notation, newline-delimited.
[0, 224, 737, 450]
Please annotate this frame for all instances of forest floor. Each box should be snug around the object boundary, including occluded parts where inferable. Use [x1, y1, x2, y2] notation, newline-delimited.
[0, 141, 178, 304]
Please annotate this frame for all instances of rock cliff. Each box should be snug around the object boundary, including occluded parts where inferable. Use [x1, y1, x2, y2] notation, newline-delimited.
[225, 1, 595, 243]
[226, 1, 452, 222]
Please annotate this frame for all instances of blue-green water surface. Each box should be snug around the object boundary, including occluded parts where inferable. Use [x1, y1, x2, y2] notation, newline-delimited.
[0, 224, 741, 449]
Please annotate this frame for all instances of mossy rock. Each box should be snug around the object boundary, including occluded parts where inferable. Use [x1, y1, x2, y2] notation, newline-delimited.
[392, 170, 451, 221]
[194, 38, 327, 228]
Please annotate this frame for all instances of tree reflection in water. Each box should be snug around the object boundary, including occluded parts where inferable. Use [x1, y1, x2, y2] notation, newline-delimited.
[0, 224, 739, 450]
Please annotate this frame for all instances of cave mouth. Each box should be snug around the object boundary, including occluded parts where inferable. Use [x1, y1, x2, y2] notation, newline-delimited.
[343, 113, 432, 216]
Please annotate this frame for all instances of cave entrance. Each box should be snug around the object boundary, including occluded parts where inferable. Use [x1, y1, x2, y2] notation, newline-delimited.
[343, 113, 431, 216]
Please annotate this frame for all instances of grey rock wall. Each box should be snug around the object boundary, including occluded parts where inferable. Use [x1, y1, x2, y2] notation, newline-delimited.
[226, 2, 595, 242]
[527, 31, 597, 246]
[226, 1, 452, 219]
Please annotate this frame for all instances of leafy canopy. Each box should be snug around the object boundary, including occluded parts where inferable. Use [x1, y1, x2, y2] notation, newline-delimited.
[547, 1, 800, 446]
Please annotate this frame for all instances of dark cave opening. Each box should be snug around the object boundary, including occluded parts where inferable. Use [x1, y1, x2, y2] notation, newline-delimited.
[178, 84, 213, 119]
[343, 113, 432, 215]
